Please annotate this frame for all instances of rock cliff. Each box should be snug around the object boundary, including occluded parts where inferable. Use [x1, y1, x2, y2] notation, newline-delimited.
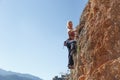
[70, 0, 120, 80]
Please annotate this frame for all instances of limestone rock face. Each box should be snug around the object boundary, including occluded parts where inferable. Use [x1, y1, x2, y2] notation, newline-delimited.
[70, 0, 120, 80]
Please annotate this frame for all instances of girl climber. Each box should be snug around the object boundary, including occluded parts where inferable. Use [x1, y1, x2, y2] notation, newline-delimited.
[64, 21, 77, 69]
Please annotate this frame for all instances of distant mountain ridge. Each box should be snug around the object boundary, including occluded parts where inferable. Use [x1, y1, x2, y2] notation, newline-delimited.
[0, 69, 42, 80]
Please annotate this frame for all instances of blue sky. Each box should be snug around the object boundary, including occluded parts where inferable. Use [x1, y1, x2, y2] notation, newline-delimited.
[0, 0, 88, 80]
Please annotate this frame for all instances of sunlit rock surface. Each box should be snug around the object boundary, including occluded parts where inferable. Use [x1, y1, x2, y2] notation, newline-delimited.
[70, 0, 120, 80]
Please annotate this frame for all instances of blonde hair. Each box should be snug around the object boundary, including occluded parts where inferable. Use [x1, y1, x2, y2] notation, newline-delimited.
[66, 20, 72, 27]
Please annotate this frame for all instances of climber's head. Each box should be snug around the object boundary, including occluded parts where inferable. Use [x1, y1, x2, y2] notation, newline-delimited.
[67, 21, 73, 29]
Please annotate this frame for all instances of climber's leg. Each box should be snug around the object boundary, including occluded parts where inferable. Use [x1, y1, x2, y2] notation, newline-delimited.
[68, 54, 74, 69]
[71, 41, 76, 50]
[70, 41, 77, 55]
[65, 39, 76, 69]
